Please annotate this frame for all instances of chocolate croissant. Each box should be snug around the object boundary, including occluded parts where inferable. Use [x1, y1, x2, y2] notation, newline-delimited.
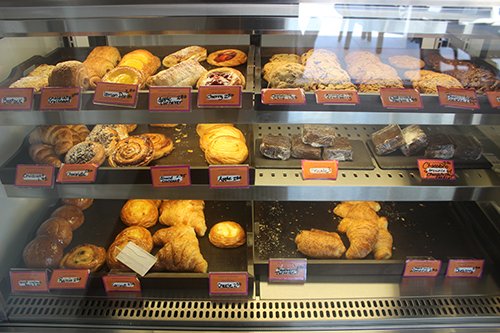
[29, 143, 62, 167]
[29, 125, 74, 155]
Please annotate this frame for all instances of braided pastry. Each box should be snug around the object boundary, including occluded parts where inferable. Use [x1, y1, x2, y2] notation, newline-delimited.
[142, 133, 174, 160]
[108, 135, 154, 167]
[29, 143, 62, 167]
[64, 141, 106, 166]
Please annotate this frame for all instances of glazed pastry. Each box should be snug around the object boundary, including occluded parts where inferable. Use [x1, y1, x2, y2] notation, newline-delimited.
[120, 199, 159, 228]
[207, 49, 247, 67]
[147, 59, 207, 87]
[118, 49, 161, 77]
[162, 46, 207, 68]
[199, 125, 245, 152]
[9, 76, 48, 92]
[302, 124, 336, 148]
[67, 125, 90, 142]
[159, 200, 206, 237]
[28, 64, 55, 79]
[29, 125, 74, 155]
[142, 133, 174, 160]
[322, 137, 353, 161]
[23, 235, 64, 268]
[60, 244, 106, 272]
[260, 135, 292, 160]
[36, 217, 73, 248]
[388, 55, 425, 69]
[64, 141, 106, 166]
[106, 237, 152, 270]
[205, 136, 248, 165]
[115, 226, 154, 252]
[196, 67, 245, 87]
[51, 204, 85, 230]
[101, 66, 145, 88]
[48, 60, 90, 89]
[295, 229, 346, 259]
[196, 123, 234, 137]
[208, 221, 246, 248]
[371, 125, 404, 156]
[29, 143, 62, 167]
[108, 135, 154, 167]
[62, 198, 94, 211]
[86, 125, 120, 156]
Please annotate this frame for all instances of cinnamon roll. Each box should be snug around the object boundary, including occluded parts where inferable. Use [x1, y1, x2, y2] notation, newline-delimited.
[108, 135, 154, 167]
[142, 133, 174, 160]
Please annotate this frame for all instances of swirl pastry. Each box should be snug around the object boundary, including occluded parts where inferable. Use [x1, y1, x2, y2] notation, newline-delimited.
[23, 235, 64, 268]
[142, 133, 174, 160]
[62, 198, 94, 210]
[125, 124, 137, 133]
[196, 67, 245, 87]
[48, 60, 90, 89]
[162, 46, 207, 68]
[36, 217, 73, 248]
[209, 221, 246, 248]
[51, 204, 85, 230]
[60, 244, 106, 272]
[86, 126, 120, 156]
[199, 125, 245, 152]
[205, 136, 248, 165]
[108, 135, 154, 167]
[120, 199, 158, 228]
[196, 123, 233, 137]
[101, 66, 145, 88]
[64, 141, 106, 166]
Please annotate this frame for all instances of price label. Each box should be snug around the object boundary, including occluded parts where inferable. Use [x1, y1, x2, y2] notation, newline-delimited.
[446, 259, 484, 278]
[10, 269, 49, 293]
[39, 87, 81, 111]
[49, 269, 90, 290]
[315, 90, 359, 105]
[403, 259, 441, 277]
[198, 85, 242, 108]
[116, 241, 157, 277]
[56, 163, 97, 183]
[301, 160, 338, 180]
[0, 88, 33, 111]
[268, 258, 307, 283]
[261, 88, 306, 105]
[209, 165, 249, 189]
[149, 87, 191, 112]
[15, 164, 55, 188]
[486, 91, 500, 109]
[418, 159, 456, 181]
[380, 88, 423, 109]
[438, 87, 479, 110]
[150, 165, 191, 187]
[209, 272, 248, 296]
[102, 274, 141, 293]
[93, 82, 139, 108]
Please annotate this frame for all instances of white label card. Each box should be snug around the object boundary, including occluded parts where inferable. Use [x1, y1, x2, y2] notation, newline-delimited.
[116, 242, 157, 277]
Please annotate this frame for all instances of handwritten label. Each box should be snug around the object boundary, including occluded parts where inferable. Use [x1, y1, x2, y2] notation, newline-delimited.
[116, 241, 157, 277]
[149, 87, 191, 112]
[418, 159, 456, 180]
[198, 86, 242, 108]
[49, 269, 90, 290]
[209, 165, 249, 189]
[94, 82, 139, 108]
[261, 88, 306, 105]
[56, 163, 97, 183]
[209, 272, 248, 296]
[446, 259, 484, 278]
[150, 165, 191, 187]
[40, 87, 81, 111]
[380, 88, 423, 109]
[102, 274, 141, 293]
[315, 90, 359, 105]
[438, 87, 479, 110]
[0, 88, 33, 111]
[15, 164, 55, 188]
[403, 259, 441, 277]
[269, 258, 307, 283]
[10, 270, 49, 293]
[301, 160, 338, 180]
[486, 91, 500, 109]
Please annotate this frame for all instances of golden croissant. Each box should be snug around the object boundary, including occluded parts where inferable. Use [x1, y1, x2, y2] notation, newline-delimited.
[159, 200, 207, 237]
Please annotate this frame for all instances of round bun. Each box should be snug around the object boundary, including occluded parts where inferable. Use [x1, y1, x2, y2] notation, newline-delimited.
[36, 217, 73, 248]
[62, 198, 94, 211]
[23, 235, 64, 268]
[115, 226, 153, 252]
[51, 205, 85, 230]
[120, 200, 158, 228]
[64, 141, 106, 166]
[209, 221, 246, 248]
[207, 49, 247, 67]
[60, 244, 106, 272]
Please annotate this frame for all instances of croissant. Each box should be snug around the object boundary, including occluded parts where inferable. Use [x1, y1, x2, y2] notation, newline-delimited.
[333, 201, 380, 218]
[68, 125, 90, 142]
[29, 143, 62, 167]
[295, 229, 346, 258]
[154, 226, 208, 273]
[86, 46, 121, 65]
[84, 57, 117, 89]
[159, 200, 207, 236]
[29, 126, 74, 155]
[48, 61, 90, 90]
[374, 216, 393, 260]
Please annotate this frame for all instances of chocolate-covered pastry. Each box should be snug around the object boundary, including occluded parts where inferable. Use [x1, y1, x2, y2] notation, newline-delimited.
[322, 137, 353, 161]
[450, 135, 482, 160]
[400, 125, 429, 157]
[301, 125, 336, 147]
[371, 125, 404, 155]
[36, 217, 73, 248]
[23, 235, 64, 268]
[260, 135, 291, 160]
[291, 134, 321, 159]
[425, 134, 455, 159]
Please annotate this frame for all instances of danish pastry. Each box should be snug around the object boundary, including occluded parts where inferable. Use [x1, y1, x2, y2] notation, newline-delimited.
[120, 199, 158, 228]
[86, 46, 121, 66]
[199, 125, 245, 152]
[118, 49, 160, 77]
[60, 244, 106, 272]
[64, 141, 106, 166]
[205, 136, 248, 165]
[108, 135, 154, 167]
[196, 123, 234, 137]
[51, 204, 85, 230]
[62, 198, 94, 210]
[23, 235, 64, 268]
[36, 217, 73, 248]
[101, 66, 145, 88]
[207, 49, 247, 67]
[48, 60, 90, 89]
[209, 221, 246, 248]
[196, 67, 245, 87]
[147, 59, 207, 87]
[115, 226, 154, 252]
[84, 47, 121, 88]
[162, 46, 207, 68]
[142, 133, 174, 160]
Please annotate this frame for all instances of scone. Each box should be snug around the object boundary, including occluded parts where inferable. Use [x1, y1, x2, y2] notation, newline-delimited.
[209, 221, 246, 248]
[205, 136, 248, 165]
[60, 244, 106, 272]
[120, 199, 159, 228]
[207, 49, 247, 67]
[267, 63, 308, 89]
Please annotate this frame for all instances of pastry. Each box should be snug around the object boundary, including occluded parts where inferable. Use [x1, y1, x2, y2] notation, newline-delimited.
[373, 224, 393, 260]
[148, 199, 162, 208]
[260, 135, 291, 160]
[207, 49, 247, 67]
[36, 217, 73, 248]
[29, 143, 62, 167]
[388, 55, 425, 69]
[196, 123, 233, 137]
[48, 60, 90, 89]
[322, 137, 353, 161]
[97, 124, 129, 140]
[405, 69, 463, 94]
[267, 63, 308, 89]
[424, 134, 455, 159]
[301, 49, 340, 67]
[149, 123, 178, 128]
[86, 126, 120, 156]
[400, 125, 429, 157]
[86, 46, 121, 65]
[196, 67, 245, 87]
[295, 229, 346, 259]
[62, 198, 94, 210]
[9, 76, 48, 92]
[302, 124, 336, 148]
[159, 200, 206, 237]
[199, 125, 245, 152]
[23, 235, 64, 268]
[67, 125, 90, 142]
[162, 46, 207, 68]
[115, 226, 153, 252]
[51, 204, 85, 230]
[106, 237, 152, 270]
[29, 125, 74, 155]
[333, 201, 381, 218]
[28, 64, 55, 79]
[444, 67, 499, 94]
[120, 199, 159, 228]
[270, 54, 300, 63]
[371, 124, 404, 155]
[118, 49, 161, 77]
[108, 135, 154, 167]
[205, 136, 248, 165]
[208, 221, 246, 248]
[450, 135, 482, 160]
[125, 124, 137, 133]
[147, 59, 207, 87]
[101, 66, 145, 88]
[84, 46, 121, 88]
[64, 141, 106, 166]
[142, 133, 174, 160]
[60, 244, 106, 272]
[291, 134, 321, 160]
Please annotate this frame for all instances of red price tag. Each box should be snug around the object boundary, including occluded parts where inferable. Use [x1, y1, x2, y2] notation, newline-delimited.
[209, 272, 248, 296]
[198, 85, 242, 108]
[261, 88, 306, 105]
[438, 87, 479, 110]
[418, 159, 456, 181]
[40, 87, 81, 111]
[56, 164, 97, 183]
[10, 270, 49, 293]
[301, 160, 338, 180]
[15, 164, 55, 188]
[486, 91, 500, 109]
[268, 258, 307, 283]
[380, 88, 423, 109]
[49, 269, 90, 290]
[209, 165, 249, 189]
[446, 259, 484, 278]
[102, 274, 141, 293]
[0, 88, 34, 111]
[93, 82, 139, 108]
[149, 87, 191, 112]
[403, 259, 441, 277]
[315, 90, 359, 105]
[150, 165, 191, 187]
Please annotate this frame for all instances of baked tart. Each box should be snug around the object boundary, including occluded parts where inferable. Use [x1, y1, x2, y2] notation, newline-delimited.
[207, 49, 247, 67]
[101, 66, 145, 88]
[196, 67, 245, 87]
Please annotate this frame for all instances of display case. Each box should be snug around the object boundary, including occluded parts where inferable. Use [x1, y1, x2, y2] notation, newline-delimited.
[0, 1, 499, 332]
